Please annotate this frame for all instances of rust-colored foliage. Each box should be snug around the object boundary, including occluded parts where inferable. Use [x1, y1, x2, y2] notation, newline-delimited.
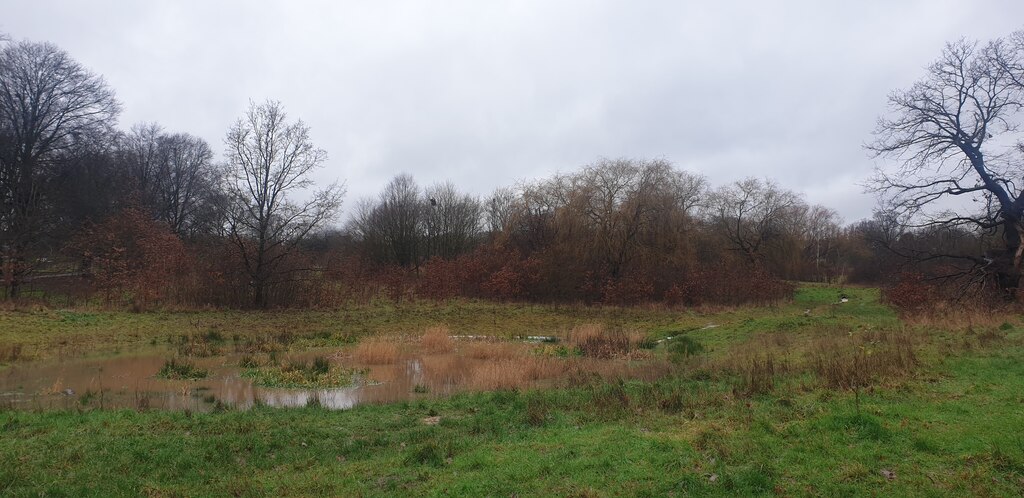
[881, 273, 938, 313]
[668, 263, 794, 307]
[71, 206, 188, 308]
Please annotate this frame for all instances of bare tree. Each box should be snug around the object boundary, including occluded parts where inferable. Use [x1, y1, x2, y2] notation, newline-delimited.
[225, 100, 343, 308]
[868, 32, 1024, 294]
[0, 40, 120, 298]
[120, 122, 164, 201]
[117, 125, 225, 237]
[486, 186, 516, 235]
[705, 178, 804, 264]
[423, 181, 483, 260]
[351, 174, 424, 267]
[154, 132, 222, 236]
[791, 205, 843, 281]
[573, 158, 705, 278]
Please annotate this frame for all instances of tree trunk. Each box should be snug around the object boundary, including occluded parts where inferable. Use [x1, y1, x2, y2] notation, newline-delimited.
[3, 253, 24, 300]
[995, 219, 1023, 298]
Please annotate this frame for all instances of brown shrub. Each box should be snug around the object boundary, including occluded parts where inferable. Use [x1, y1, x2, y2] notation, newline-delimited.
[669, 263, 794, 307]
[600, 276, 656, 305]
[354, 338, 401, 365]
[70, 205, 189, 309]
[881, 273, 939, 314]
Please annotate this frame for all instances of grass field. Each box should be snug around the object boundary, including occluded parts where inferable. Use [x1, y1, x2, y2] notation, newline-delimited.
[2, 286, 1023, 496]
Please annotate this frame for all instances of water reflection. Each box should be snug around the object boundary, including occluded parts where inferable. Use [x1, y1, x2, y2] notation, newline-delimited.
[0, 353, 443, 411]
[0, 343, 666, 411]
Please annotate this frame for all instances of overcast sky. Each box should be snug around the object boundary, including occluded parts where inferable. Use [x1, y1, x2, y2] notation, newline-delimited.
[5, 1, 1024, 223]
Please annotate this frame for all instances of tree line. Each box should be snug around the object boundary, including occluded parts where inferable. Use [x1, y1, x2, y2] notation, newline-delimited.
[2, 30, 1024, 310]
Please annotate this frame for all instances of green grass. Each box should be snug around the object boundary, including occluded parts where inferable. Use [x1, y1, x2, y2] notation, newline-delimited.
[1, 285, 1023, 496]
[0, 300, 690, 364]
[241, 357, 363, 389]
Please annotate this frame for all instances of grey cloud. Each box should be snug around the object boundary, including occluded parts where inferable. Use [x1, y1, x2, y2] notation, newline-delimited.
[6, 0, 1024, 224]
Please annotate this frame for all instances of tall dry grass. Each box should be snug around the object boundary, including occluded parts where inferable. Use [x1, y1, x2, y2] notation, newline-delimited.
[810, 330, 918, 389]
[464, 341, 525, 360]
[568, 324, 648, 359]
[902, 306, 1017, 330]
[354, 338, 401, 365]
[467, 359, 531, 390]
[419, 326, 454, 353]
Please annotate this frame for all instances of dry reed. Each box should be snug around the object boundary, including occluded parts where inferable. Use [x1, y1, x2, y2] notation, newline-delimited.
[467, 360, 531, 391]
[353, 338, 400, 365]
[569, 324, 646, 359]
[464, 341, 525, 360]
[419, 326, 454, 353]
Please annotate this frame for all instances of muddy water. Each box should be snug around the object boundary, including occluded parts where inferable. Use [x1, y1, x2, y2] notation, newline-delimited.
[0, 351, 485, 412]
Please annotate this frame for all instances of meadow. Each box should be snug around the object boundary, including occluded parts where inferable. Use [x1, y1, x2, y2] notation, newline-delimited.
[1, 286, 1023, 496]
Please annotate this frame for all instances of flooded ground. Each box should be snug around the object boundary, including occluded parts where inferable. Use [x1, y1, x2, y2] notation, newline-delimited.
[0, 336, 668, 411]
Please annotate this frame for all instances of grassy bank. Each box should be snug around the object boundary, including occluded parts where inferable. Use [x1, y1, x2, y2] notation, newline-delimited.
[1, 286, 1022, 496]
[0, 286, 888, 365]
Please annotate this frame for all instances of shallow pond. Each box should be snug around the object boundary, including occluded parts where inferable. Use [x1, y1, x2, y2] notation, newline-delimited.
[0, 334, 667, 411]
[0, 351, 481, 411]
[0, 341, 666, 411]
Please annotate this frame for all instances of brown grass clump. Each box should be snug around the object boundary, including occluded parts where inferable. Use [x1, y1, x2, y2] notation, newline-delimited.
[354, 338, 400, 365]
[0, 343, 24, 362]
[734, 353, 783, 396]
[419, 326, 454, 353]
[523, 356, 570, 381]
[569, 324, 647, 359]
[810, 330, 918, 390]
[465, 341, 525, 360]
[902, 307, 1016, 330]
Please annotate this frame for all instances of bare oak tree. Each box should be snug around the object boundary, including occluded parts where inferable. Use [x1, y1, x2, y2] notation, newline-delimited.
[0, 40, 120, 298]
[225, 100, 343, 308]
[869, 32, 1024, 295]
